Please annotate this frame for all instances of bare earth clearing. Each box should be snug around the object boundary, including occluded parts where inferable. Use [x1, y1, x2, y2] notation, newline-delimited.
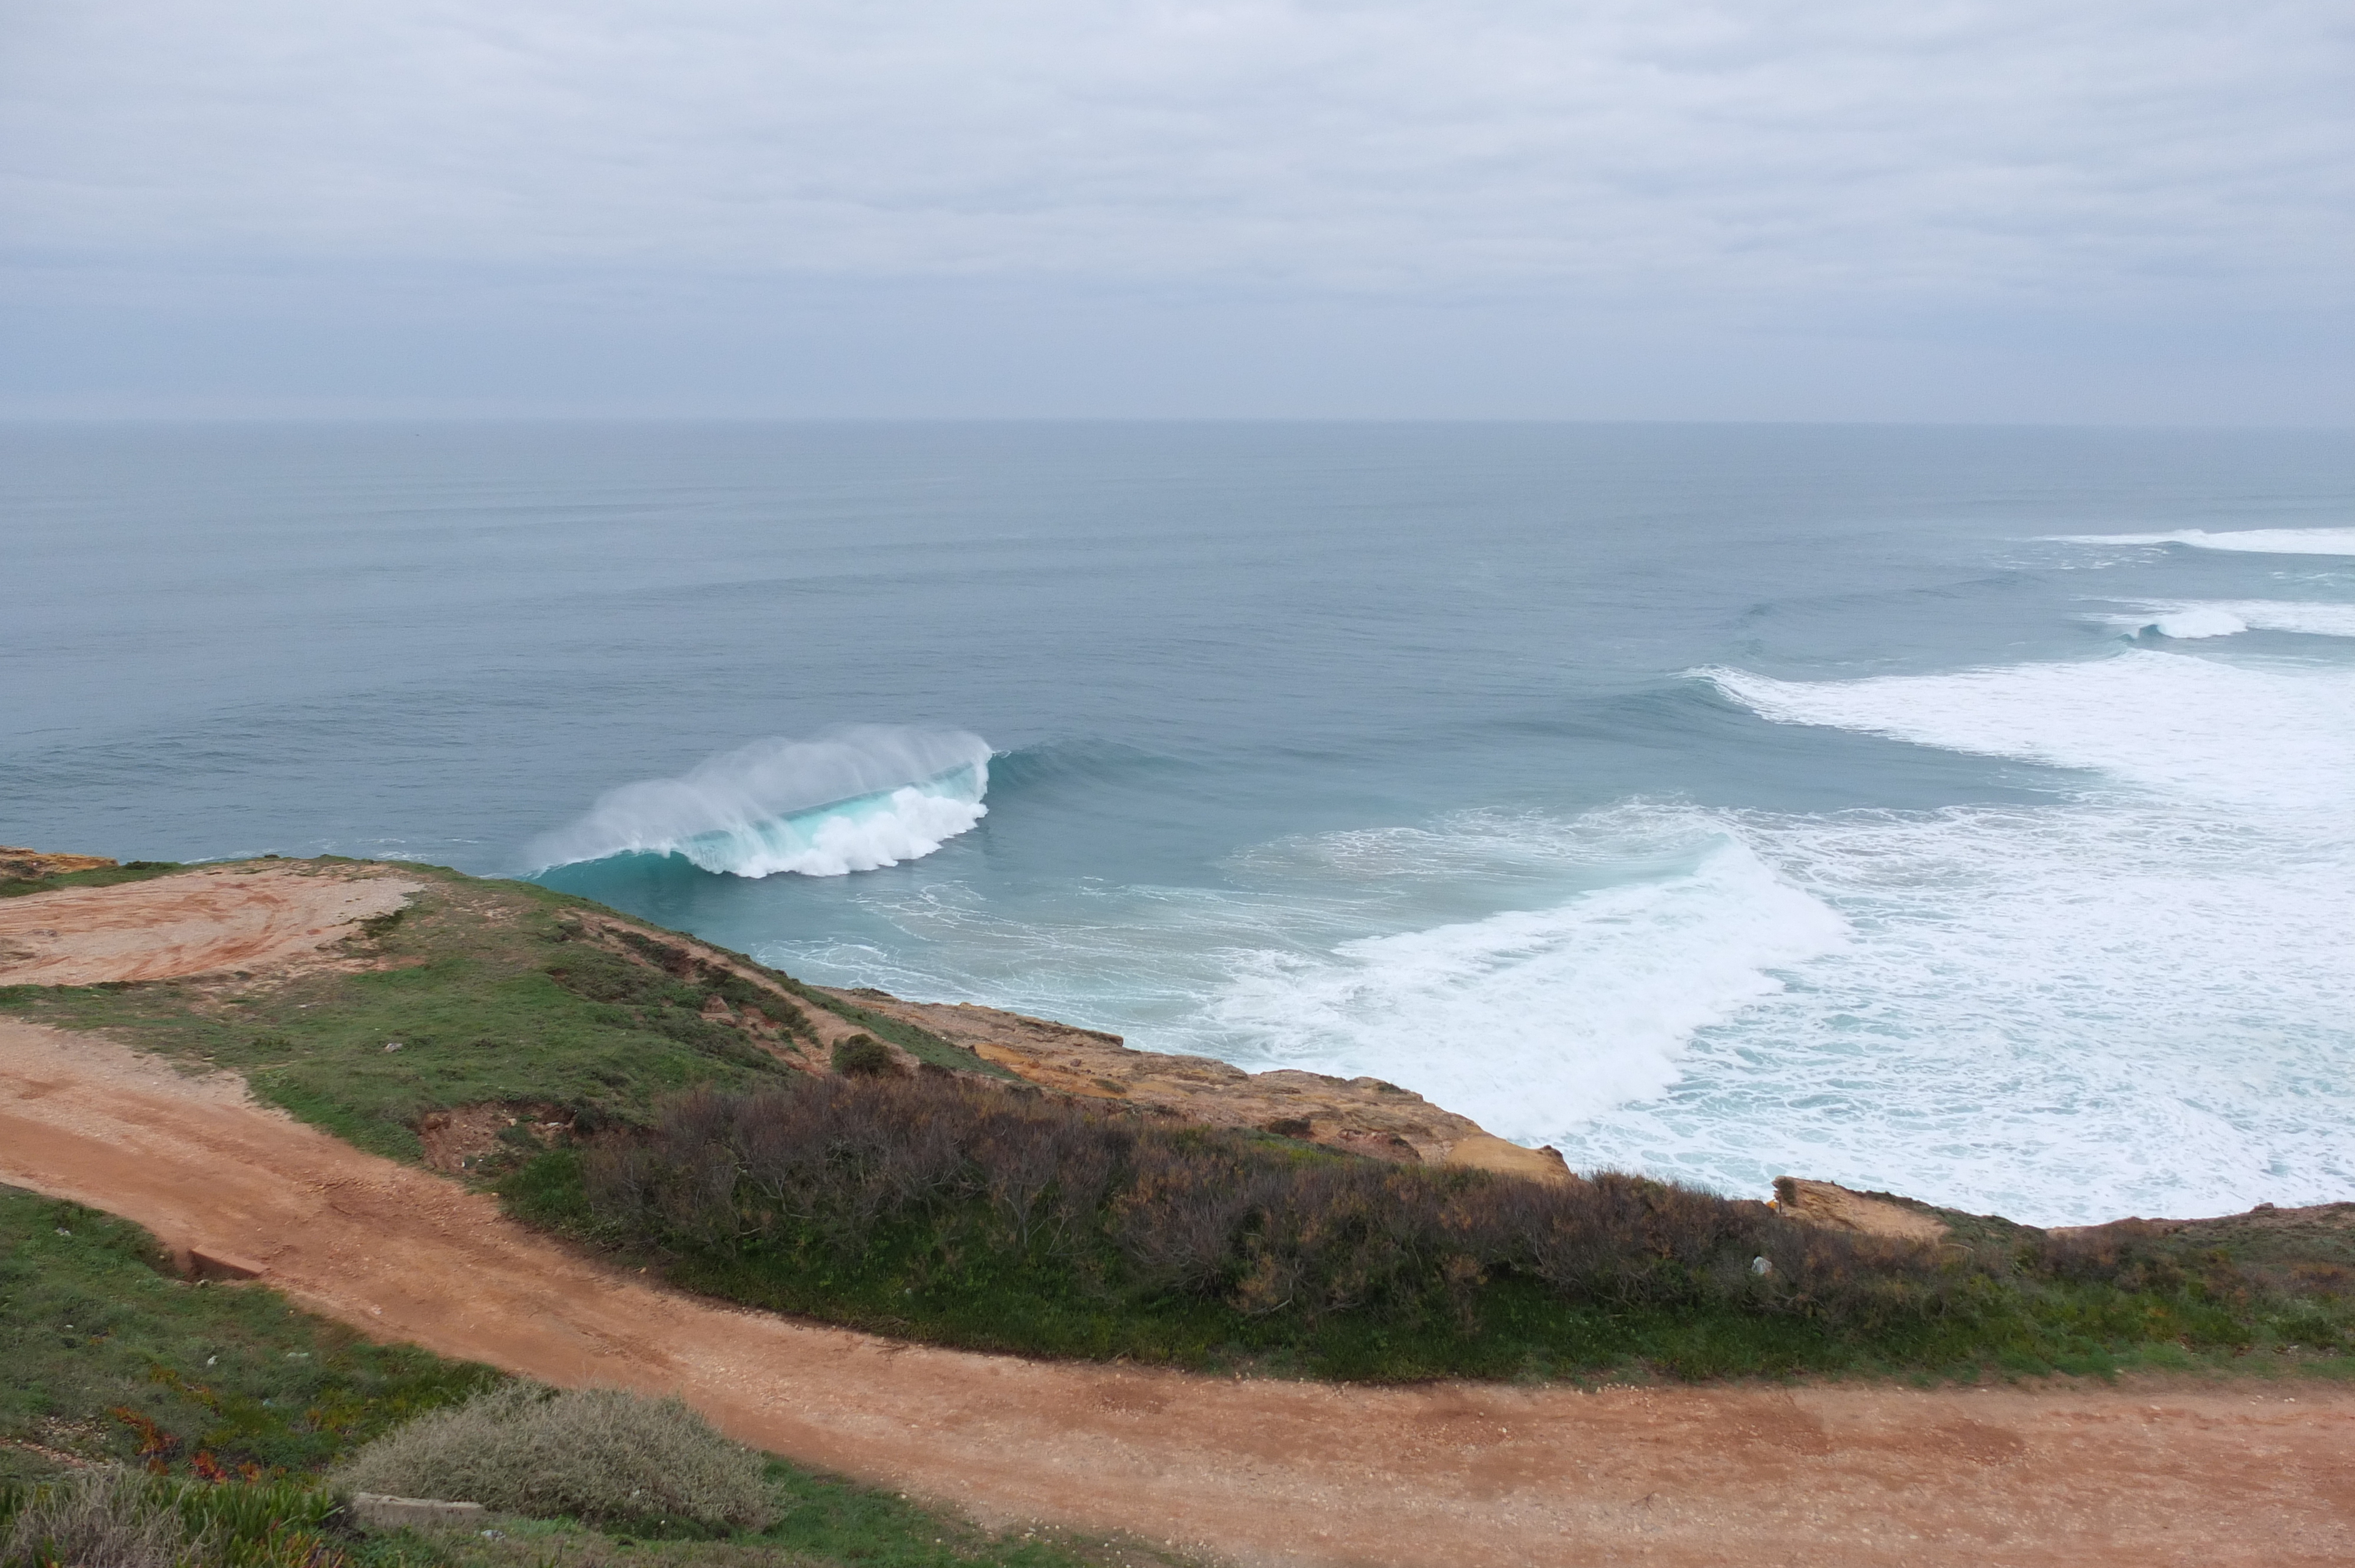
[0, 862, 419, 986]
[2, 870, 2351, 1565]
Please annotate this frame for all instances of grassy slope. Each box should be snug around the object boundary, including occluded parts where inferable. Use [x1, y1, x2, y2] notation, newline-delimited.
[0, 859, 991, 1164]
[4, 857, 2351, 1388]
[0, 1188, 493, 1489]
[0, 1188, 1196, 1568]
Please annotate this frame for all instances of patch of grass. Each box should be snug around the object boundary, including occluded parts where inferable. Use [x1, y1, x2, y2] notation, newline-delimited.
[599, 929, 1012, 1083]
[1, 862, 184, 900]
[0, 1187, 497, 1486]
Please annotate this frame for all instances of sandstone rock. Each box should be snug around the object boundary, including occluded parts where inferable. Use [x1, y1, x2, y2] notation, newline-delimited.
[1772, 1177, 1949, 1244]
[831, 990, 1574, 1182]
[0, 847, 117, 881]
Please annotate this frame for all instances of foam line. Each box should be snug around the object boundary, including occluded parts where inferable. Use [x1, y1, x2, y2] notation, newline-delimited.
[1700, 652, 2355, 814]
[2047, 527, 2355, 556]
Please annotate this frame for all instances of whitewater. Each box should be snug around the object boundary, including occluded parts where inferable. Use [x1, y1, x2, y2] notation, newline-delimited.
[8, 423, 2350, 1227]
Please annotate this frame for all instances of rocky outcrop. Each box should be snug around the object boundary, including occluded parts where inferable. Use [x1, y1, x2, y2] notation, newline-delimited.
[0, 847, 117, 881]
[822, 988, 1574, 1183]
[1772, 1177, 1951, 1243]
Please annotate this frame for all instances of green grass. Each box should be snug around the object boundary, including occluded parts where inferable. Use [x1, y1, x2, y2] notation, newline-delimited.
[0, 860, 995, 1164]
[0, 1187, 496, 1487]
[1, 861, 185, 899]
[0, 1189, 1197, 1568]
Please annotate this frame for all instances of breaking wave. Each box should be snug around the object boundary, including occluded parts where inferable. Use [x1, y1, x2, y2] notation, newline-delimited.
[1698, 651, 2355, 816]
[2088, 600, 2355, 641]
[2046, 527, 2355, 556]
[526, 726, 991, 878]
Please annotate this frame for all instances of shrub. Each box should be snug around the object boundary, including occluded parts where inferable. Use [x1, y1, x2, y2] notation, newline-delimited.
[580, 1078, 1949, 1330]
[829, 1035, 901, 1078]
[331, 1386, 775, 1532]
[2, 1468, 188, 1568]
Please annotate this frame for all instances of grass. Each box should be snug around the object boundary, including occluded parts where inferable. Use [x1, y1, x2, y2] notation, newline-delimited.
[0, 1187, 496, 1488]
[0, 859, 997, 1165]
[1, 861, 185, 900]
[0, 1190, 1198, 1568]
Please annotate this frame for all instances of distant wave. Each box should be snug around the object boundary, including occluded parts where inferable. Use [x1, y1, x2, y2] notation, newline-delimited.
[2047, 527, 2355, 556]
[1697, 652, 2355, 815]
[2088, 599, 2355, 641]
[526, 726, 991, 878]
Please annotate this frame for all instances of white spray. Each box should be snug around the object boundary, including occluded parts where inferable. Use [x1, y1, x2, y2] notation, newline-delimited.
[526, 725, 993, 878]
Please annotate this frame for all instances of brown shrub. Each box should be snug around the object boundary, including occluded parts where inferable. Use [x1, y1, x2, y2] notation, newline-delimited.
[582, 1075, 1953, 1330]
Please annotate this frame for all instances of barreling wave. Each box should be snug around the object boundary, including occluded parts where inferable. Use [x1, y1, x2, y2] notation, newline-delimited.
[2087, 599, 2355, 641]
[2046, 527, 2355, 556]
[526, 726, 992, 878]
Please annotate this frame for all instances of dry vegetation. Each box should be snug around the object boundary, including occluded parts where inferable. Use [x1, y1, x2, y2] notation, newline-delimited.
[510, 1076, 2355, 1381]
[333, 1387, 775, 1534]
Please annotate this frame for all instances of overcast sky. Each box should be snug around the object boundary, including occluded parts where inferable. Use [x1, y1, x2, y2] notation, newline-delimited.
[3, 1, 2348, 420]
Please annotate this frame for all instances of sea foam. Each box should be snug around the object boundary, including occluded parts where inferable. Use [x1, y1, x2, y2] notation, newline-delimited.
[1700, 651, 2355, 816]
[2088, 600, 2355, 641]
[1206, 833, 1849, 1141]
[526, 726, 991, 878]
[2047, 527, 2355, 556]
[1183, 647, 2355, 1222]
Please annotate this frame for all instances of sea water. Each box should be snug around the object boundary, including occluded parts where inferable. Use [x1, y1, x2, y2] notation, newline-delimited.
[5, 422, 2350, 1225]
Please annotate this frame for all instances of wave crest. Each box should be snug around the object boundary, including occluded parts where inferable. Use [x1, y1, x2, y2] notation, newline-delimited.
[527, 726, 992, 878]
[1697, 652, 2355, 815]
[2089, 599, 2355, 641]
[2047, 527, 2355, 556]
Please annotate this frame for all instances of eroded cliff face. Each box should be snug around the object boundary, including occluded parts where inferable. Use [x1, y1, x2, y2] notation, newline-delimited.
[821, 988, 1574, 1184]
[550, 909, 1570, 1182]
[0, 847, 120, 880]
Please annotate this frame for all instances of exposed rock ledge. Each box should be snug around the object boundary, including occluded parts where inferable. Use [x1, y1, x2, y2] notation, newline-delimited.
[823, 988, 1574, 1184]
[0, 846, 119, 881]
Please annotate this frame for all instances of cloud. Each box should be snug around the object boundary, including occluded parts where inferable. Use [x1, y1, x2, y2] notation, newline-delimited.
[1, 1, 2347, 416]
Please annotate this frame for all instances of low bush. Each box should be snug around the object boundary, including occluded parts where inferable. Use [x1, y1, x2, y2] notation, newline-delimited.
[538, 1078, 1992, 1377]
[2, 1468, 187, 1568]
[828, 1037, 900, 1079]
[0, 1471, 341, 1568]
[530, 1075, 2355, 1381]
[331, 1386, 777, 1533]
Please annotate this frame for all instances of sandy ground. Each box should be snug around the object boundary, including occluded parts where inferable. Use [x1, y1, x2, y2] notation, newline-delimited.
[0, 864, 420, 986]
[4, 1019, 2350, 1567]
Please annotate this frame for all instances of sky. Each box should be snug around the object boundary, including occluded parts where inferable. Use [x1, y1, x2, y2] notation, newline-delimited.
[2, 1, 2349, 421]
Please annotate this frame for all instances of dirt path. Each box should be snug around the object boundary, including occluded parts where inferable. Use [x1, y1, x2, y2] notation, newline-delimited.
[0, 864, 419, 985]
[4, 1019, 2350, 1567]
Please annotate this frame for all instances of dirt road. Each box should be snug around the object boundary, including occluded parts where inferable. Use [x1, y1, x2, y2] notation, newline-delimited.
[4, 1018, 2350, 1567]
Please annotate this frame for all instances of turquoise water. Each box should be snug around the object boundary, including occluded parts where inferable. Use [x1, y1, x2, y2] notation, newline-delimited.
[6, 422, 2352, 1224]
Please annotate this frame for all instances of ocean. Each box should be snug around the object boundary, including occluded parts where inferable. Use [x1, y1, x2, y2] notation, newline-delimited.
[6, 421, 2351, 1226]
